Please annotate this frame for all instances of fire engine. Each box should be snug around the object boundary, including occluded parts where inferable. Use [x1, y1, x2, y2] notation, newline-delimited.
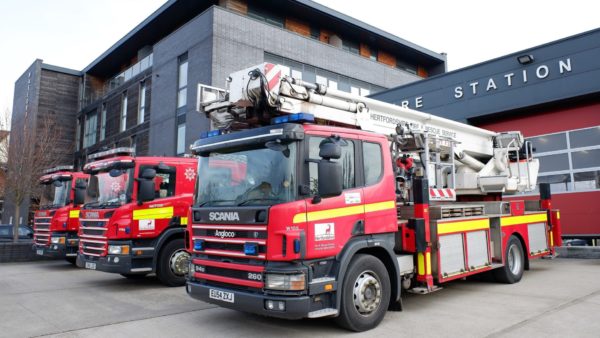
[33, 166, 88, 264]
[186, 64, 562, 331]
[75, 148, 197, 286]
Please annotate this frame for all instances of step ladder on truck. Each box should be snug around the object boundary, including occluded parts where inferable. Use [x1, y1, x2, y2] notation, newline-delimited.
[185, 63, 562, 331]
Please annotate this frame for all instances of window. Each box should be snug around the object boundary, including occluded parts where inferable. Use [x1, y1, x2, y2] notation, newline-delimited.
[369, 48, 378, 61]
[138, 81, 146, 124]
[248, 5, 284, 28]
[396, 60, 418, 75]
[342, 39, 360, 55]
[310, 26, 320, 40]
[177, 122, 186, 155]
[100, 103, 107, 141]
[75, 118, 81, 151]
[83, 112, 97, 148]
[120, 92, 128, 132]
[525, 126, 600, 193]
[363, 142, 383, 185]
[141, 165, 177, 198]
[529, 133, 567, 153]
[308, 137, 355, 194]
[177, 53, 188, 112]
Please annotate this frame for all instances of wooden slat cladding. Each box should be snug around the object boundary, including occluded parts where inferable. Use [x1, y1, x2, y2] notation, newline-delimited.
[220, 0, 247, 14]
[359, 43, 371, 58]
[377, 50, 396, 67]
[418, 66, 428, 78]
[285, 17, 310, 37]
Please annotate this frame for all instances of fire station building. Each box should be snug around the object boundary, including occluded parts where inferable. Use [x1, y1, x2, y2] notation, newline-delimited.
[371, 28, 600, 240]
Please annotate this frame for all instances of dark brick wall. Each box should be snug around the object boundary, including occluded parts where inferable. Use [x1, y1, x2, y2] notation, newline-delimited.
[0, 241, 57, 262]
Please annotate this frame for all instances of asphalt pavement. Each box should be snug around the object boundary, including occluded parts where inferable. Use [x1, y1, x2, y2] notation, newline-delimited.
[1, 258, 599, 337]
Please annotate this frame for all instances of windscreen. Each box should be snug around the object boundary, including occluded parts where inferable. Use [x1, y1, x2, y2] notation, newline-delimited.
[196, 143, 297, 206]
[85, 168, 133, 208]
[40, 180, 71, 208]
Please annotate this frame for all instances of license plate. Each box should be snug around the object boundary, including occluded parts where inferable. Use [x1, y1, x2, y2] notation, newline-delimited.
[85, 262, 96, 270]
[209, 289, 234, 303]
[36, 249, 44, 256]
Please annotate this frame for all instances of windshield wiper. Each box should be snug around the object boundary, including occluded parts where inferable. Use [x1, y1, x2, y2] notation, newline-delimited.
[237, 198, 282, 206]
[198, 200, 235, 207]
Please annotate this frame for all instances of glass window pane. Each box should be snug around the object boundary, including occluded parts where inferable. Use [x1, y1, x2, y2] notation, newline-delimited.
[569, 126, 600, 148]
[528, 133, 567, 153]
[574, 170, 600, 191]
[572, 149, 600, 169]
[178, 61, 188, 89]
[363, 142, 382, 185]
[291, 69, 302, 80]
[537, 153, 569, 173]
[177, 123, 186, 154]
[308, 137, 355, 191]
[537, 174, 571, 193]
[177, 88, 187, 108]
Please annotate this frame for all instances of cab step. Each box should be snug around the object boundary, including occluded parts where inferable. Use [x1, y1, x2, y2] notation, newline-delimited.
[307, 308, 338, 318]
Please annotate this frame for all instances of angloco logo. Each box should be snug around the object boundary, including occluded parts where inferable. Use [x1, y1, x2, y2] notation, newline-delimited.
[208, 212, 240, 222]
[214, 230, 236, 238]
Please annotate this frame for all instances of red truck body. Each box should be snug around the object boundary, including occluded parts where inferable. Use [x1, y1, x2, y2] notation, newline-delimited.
[76, 151, 197, 286]
[33, 169, 89, 263]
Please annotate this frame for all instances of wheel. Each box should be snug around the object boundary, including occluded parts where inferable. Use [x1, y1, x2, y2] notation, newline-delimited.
[493, 235, 525, 284]
[120, 273, 148, 279]
[335, 254, 391, 332]
[156, 238, 189, 287]
[65, 257, 77, 265]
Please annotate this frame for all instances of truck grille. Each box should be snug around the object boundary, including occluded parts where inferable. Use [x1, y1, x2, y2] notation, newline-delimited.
[34, 216, 52, 246]
[191, 224, 267, 289]
[79, 218, 109, 256]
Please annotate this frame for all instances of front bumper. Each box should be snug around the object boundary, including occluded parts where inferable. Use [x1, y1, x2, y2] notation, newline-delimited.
[33, 241, 78, 259]
[76, 253, 144, 274]
[186, 281, 311, 319]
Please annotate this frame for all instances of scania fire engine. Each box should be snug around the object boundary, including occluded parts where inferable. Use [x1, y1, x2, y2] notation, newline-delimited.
[75, 148, 197, 286]
[33, 166, 88, 264]
[186, 64, 562, 331]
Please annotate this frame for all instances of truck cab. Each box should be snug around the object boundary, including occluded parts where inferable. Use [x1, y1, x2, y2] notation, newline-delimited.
[33, 166, 88, 264]
[75, 148, 197, 286]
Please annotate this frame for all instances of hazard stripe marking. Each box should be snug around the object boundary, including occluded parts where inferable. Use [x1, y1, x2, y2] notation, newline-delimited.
[500, 213, 547, 227]
[133, 206, 174, 220]
[292, 200, 396, 224]
[437, 218, 490, 235]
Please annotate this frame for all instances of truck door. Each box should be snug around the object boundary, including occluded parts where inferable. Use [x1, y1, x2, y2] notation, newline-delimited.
[304, 135, 363, 259]
[134, 164, 180, 238]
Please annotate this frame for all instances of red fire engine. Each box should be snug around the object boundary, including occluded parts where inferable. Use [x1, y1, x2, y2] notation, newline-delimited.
[186, 64, 562, 331]
[33, 166, 89, 264]
[75, 148, 197, 286]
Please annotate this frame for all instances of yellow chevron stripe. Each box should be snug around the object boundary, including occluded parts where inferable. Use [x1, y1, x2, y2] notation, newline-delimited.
[133, 206, 174, 220]
[437, 219, 489, 235]
[69, 210, 80, 218]
[181, 217, 188, 226]
[500, 213, 547, 227]
[292, 200, 396, 224]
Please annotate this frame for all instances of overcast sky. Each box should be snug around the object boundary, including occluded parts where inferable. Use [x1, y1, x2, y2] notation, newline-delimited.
[1, 0, 599, 121]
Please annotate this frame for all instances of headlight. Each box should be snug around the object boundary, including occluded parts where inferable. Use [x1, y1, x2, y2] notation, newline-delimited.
[108, 245, 130, 255]
[265, 273, 305, 291]
[50, 237, 65, 244]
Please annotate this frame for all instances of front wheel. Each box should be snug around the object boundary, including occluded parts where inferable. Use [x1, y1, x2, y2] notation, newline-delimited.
[494, 235, 525, 284]
[156, 238, 189, 287]
[335, 254, 391, 332]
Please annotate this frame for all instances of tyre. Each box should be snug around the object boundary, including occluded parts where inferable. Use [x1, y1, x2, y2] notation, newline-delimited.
[65, 256, 77, 265]
[120, 273, 148, 279]
[156, 238, 189, 287]
[493, 235, 525, 284]
[335, 254, 391, 332]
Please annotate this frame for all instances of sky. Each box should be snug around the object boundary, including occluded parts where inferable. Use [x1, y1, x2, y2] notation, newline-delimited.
[1, 0, 599, 122]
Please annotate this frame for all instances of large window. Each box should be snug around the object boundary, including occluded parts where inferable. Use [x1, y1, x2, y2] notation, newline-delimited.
[100, 103, 107, 141]
[75, 118, 81, 151]
[177, 53, 188, 112]
[247, 5, 284, 28]
[527, 126, 600, 193]
[138, 80, 146, 124]
[363, 142, 383, 186]
[83, 111, 97, 148]
[120, 92, 128, 132]
[265, 53, 386, 96]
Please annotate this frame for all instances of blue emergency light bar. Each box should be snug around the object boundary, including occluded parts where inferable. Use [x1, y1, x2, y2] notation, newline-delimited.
[270, 113, 314, 125]
[199, 130, 222, 139]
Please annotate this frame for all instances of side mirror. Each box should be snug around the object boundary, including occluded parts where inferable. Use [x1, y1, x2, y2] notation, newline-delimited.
[73, 181, 87, 206]
[140, 168, 156, 180]
[138, 179, 155, 203]
[317, 160, 343, 198]
[319, 140, 341, 160]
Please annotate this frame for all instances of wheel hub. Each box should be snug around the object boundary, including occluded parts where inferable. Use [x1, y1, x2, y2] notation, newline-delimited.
[507, 243, 522, 275]
[353, 271, 382, 315]
[169, 249, 190, 276]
